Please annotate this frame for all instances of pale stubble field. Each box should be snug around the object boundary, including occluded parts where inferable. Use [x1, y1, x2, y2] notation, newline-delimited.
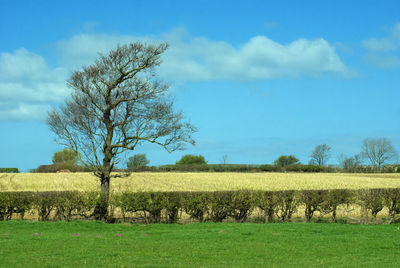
[1, 172, 400, 192]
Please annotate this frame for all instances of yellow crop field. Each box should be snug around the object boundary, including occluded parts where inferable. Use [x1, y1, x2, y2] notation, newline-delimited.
[1, 172, 400, 192]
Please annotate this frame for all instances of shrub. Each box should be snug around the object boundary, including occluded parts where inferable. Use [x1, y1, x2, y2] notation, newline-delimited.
[255, 191, 279, 222]
[300, 190, 328, 222]
[259, 165, 281, 172]
[0, 192, 33, 220]
[382, 188, 400, 220]
[182, 192, 209, 222]
[163, 192, 182, 223]
[52, 149, 80, 165]
[176, 154, 207, 165]
[0, 168, 19, 173]
[54, 191, 99, 221]
[321, 189, 354, 221]
[136, 192, 164, 223]
[2, 189, 400, 223]
[358, 188, 385, 218]
[34, 192, 58, 221]
[127, 154, 150, 170]
[273, 155, 300, 167]
[275, 190, 297, 221]
[228, 190, 255, 222]
[207, 191, 232, 222]
[33, 163, 87, 173]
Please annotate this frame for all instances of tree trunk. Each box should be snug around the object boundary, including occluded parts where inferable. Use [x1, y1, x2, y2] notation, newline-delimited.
[94, 173, 111, 220]
[101, 177, 110, 202]
[94, 105, 114, 220]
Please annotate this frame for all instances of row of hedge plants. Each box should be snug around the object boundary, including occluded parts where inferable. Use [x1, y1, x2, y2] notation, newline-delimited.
[0, 168, 19, 173]
[0, 191, 99, 221]
[2, 188, 400, 223]
[31, 163, 89, 173]
[140, 164, 337, 173]
[126, 164, 400, 173]
[26, 163, 400, 173]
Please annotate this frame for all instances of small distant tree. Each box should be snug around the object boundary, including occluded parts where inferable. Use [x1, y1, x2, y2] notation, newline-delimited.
[309, 144, 331, 166]
[338, 153, 362, 172]
[52, 148, 79, 166]
[221, 155, 228, 165]
[176, 154, 207, 165]
[273, 155, 299, 167]
[361, 138, 397, 168]
[127, 154, 150, 169]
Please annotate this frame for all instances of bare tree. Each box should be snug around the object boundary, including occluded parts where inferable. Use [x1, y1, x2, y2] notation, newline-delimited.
[47, 42, 196, 219]
[309, 144, 331, 166]
[360, 138, 397, 168]
[221, 155, 228, 165]
[338, 153, 362, 172]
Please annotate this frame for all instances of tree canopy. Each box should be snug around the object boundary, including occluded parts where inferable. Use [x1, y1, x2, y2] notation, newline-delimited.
[127, 154, 150, 169]
[361, 138, 397, 168]
[309, 144, 331, 166]
[273, 155, 300, 167]
[47, 42, 196, 219]
[52, 148, 80, 166]
[176, 154, 207, 165]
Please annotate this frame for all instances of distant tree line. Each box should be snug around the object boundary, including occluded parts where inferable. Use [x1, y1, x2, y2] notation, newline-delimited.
[30, 137, 398, 173]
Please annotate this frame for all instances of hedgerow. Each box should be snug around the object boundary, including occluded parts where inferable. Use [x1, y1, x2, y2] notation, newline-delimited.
[2, 188, 400, 223]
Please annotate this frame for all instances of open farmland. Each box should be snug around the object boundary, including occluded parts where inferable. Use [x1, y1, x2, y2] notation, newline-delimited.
[1, 172, 400, 192]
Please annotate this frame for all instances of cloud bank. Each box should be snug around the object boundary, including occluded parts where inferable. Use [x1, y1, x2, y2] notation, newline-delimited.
[362, 22, 400, 69]
[0, 48, 69, 120]
[57, 30, 350, 82]
[1, 29, 350, 121]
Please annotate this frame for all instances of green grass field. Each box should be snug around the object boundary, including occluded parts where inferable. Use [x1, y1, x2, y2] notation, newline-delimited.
[1, 221, 400, 267]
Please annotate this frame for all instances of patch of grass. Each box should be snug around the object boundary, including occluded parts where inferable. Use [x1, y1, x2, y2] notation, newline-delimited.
[1, 221, 400, 267]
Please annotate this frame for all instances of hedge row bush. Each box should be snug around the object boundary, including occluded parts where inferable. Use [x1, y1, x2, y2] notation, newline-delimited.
[27, 163, 400, 173]
[130, 164, 400, 173]
[2, 189, 400, 223]
[0, 168, 19, 173]
[134, 164, 337, 173]
[0, 191, 99, 221]
[31, 163, 89, 173]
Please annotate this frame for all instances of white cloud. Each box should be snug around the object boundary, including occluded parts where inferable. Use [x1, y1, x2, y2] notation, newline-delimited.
[392, 23, 400, 42]
[361, 37, 397, 52]
[362, 22, 400, 69]
[0, 48, 70, 121]
[57, 30, 350, 82]
[0, 29, 351, 121]
[57, 33, 153, 68]
[0, 101, 52, 121]
[363, 54, 400, 69]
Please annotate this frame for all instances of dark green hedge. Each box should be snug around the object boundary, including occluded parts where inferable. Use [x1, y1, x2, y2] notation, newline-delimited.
[149, 164, 335, 173]
[2, 188, 400, 223]
[0, 168, 19, 173]
[31, 163, 89, 173]
[0, 191, 99, 221]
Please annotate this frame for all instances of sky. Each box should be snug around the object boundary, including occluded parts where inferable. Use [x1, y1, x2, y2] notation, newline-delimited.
[1, 0, 400, 171]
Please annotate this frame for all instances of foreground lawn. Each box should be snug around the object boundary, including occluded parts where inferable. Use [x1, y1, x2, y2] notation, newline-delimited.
[1, 221, 400, 267]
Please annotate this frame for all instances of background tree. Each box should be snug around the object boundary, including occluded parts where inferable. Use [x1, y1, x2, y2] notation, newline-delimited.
[176, 154, 207, 165]
[221, 155, 228, 165]
[273, 155, 299, 167]
[360, 138, 397, 168]
[338, 153, 362, 172]
[127, 154, 150, 169]
[47, 42, 196, 219]
[309, 144, 331, 166]
[52, 148, 80, 166]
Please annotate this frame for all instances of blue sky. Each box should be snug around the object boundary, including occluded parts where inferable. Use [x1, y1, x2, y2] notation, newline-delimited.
[1, 0, 400, 171]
